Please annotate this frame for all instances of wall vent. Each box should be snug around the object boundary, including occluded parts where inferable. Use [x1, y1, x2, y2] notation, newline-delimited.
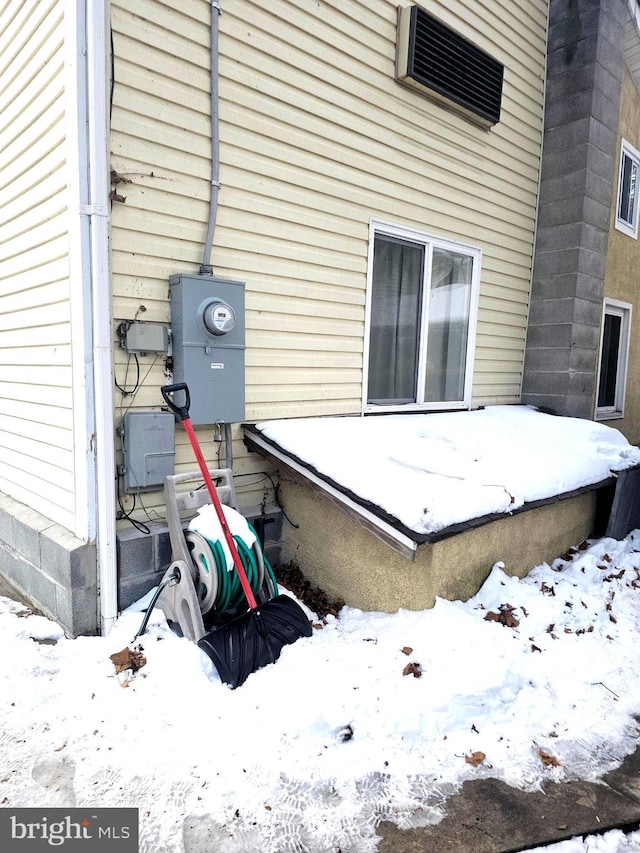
[396, 4, 503, 127]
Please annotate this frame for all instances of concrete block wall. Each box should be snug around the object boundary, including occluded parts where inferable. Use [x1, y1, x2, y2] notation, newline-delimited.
[522, 0, 627, 417]
[0, 493, 97, 636]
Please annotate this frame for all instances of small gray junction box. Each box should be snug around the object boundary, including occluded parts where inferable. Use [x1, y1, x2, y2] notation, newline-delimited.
[170, 274, 245, 425]
[123, 411, 176, 493]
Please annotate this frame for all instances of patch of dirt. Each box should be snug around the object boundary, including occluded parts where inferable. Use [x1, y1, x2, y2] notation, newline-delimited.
[274, 561, 345, 619]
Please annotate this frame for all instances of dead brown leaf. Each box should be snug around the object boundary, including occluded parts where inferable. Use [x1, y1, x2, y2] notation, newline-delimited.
[465, 751, 486, 767]
[110, 647, 146, 674]
[400, 646, 413, 656]
[402, 662, 422, 678]
[539, 749, 561, 767]
[484, 603, 520, 628]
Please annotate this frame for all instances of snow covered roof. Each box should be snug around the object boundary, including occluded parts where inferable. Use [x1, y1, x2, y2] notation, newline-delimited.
[245, 406, 640, 554]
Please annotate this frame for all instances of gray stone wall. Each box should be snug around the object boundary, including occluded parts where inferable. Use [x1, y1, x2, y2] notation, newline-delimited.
[0, 493, 97, 636]
[522, 0, 627, 417]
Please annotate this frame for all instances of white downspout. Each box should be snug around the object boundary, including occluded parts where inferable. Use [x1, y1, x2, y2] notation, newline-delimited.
[86, 0, 118, 634]
[67, 0, 116, 634]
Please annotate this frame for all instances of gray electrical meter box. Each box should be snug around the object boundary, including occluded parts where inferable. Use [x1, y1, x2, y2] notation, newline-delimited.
[170, 274, 245, 425]
[123, 411, 176, 493]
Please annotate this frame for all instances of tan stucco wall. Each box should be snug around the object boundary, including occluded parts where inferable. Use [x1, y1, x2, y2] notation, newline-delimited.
[601, 65, 640, 445]
[280, 478, 598, 611]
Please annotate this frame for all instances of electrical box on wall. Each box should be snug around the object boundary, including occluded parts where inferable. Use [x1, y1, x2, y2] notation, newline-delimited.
[122, 411, 176, 493]
[169, 274, 245, 425]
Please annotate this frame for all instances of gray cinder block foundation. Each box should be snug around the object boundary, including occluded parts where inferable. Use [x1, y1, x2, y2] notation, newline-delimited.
[0, 493, 97, 636]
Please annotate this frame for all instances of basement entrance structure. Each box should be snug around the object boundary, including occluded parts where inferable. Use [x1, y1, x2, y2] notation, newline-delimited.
[243, 407, 640, 612]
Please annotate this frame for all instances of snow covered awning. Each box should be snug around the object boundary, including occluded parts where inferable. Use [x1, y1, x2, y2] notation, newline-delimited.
[243, 406, 640, 560]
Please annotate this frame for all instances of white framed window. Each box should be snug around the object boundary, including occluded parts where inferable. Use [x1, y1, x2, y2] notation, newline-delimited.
[595, 298, 632, 420]
[615, 139, 640, 239]
[363, 219, 481, 413]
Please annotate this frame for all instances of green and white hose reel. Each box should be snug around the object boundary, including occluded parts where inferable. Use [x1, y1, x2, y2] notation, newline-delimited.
[186, 503, 277, 615]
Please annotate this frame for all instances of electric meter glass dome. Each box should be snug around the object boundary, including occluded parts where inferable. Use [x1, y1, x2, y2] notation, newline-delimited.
[202, 299, 236, 336]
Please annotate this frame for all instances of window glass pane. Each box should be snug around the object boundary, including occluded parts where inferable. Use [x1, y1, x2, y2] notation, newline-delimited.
[424, 247, 473, 402]
[598, 313, 622, 408]
[618, 153, 637, 225]
[368, 235, 424, 404]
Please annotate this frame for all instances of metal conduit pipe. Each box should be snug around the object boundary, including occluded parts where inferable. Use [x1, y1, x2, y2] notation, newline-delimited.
[200, 0, 221, 275]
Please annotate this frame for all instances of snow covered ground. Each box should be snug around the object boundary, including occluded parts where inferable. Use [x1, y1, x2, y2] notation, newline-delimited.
[3, 406, 640, 852]
[3, 531, 640, 851]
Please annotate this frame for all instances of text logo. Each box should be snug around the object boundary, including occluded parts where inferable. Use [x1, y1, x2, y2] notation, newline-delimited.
[0, 809, 138, 851]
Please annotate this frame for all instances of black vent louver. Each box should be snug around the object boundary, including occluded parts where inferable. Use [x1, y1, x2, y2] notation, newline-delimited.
[399, 5, 503, 126]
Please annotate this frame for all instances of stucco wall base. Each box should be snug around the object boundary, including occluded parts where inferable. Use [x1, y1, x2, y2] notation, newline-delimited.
[279, 479, 598, 611]
[0, 492, 97, 636]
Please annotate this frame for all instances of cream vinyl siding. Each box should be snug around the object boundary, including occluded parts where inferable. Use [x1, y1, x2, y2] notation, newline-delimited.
[110, 0, 546, 515]
[0, 0, 76, 529]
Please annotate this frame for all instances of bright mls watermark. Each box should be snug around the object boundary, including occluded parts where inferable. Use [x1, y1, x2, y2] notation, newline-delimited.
[0, 809, 138, 851]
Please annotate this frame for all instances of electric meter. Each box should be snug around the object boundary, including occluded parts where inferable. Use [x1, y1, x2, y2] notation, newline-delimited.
[201, 298, 236, 336]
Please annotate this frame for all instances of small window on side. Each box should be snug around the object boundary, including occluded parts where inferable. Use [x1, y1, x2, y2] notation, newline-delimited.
[595, 299, 632, 420]
[615, 140, 640, 239]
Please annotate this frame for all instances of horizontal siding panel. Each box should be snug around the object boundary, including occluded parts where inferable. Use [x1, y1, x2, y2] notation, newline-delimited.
[111, 0, 546, 442]
[0, 281, 69, 314]
[0, 343, 70, 367]
[109, 182, 209, 225]
[249, 365, 362, 384]
[249, 293, 363, 322]
[111, 102, 210, 162]
[115, 52, 210, 116]
[0, 381, 72, 408]
[1, 214, 67, 265]
[1, 257, 70, 295]
[1, 194, 67, 244]
[0, 448, 73, 496]
[0, 234, 69, 281]
[247, 382, 359, 404]
[0, 0, 75, 528]
[246, 349, 363, 368]
[0, 397, 72, 429]
[247, 329, 363, 352]
[112, 78, 209, 144]
[230, 0, 545, 120]
[111, 296, 171, 324]
[222, 97, 540, 223]
[1, 167, 66, 227]
[0, 471, 74, 532]
[247, 311, 362, 338]
[0, 0, 60, 73]
[0, 365, 74, 385]
[112, 5, 210, 73]
[0, 137, 66, 200]
[1, 36, 64, 136]
[220, 135, 538, 254]
[224, 2, 544, 135]
[0, 415, 71, 450]
[245, 398, 363, 420]
[110, 133, 210, 190]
